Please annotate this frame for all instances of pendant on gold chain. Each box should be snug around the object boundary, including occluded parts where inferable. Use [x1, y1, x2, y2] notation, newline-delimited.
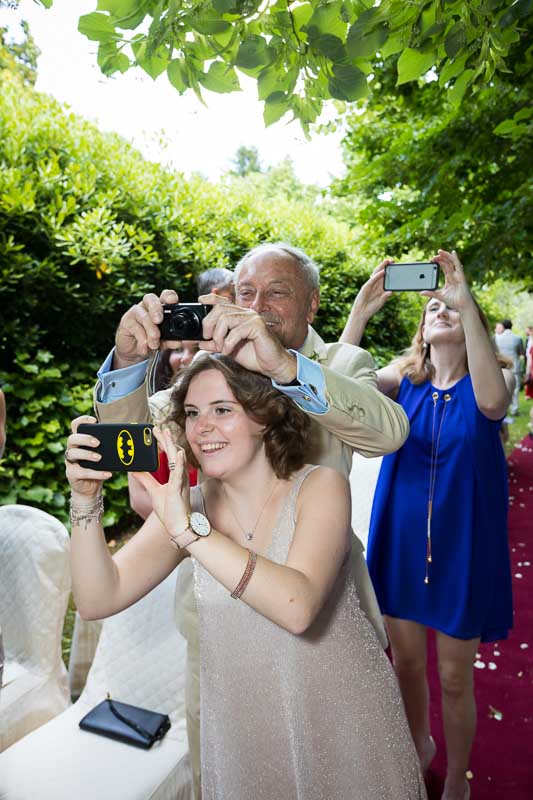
[425, 391, 451, 585]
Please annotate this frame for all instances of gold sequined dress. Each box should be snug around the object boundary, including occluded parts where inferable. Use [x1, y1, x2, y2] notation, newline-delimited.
[191, 466, 427, 800]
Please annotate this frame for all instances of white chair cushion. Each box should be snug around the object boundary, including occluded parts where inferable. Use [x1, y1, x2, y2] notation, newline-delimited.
[0, 701, 191, 800]
[0, 505, 71, 751]
[0, 570, 192, 800]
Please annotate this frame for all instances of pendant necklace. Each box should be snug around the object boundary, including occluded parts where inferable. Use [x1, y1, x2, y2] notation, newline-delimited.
[222, 478, 278, 542]
[425, 390, 452, 585]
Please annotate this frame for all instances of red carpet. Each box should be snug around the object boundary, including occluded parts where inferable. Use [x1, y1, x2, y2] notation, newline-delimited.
[425, 435, 533, 799]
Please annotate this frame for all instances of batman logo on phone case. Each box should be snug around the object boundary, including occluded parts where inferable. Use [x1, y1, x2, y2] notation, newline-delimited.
[77, 423, 159, 472]
[117, 429, 135, 466]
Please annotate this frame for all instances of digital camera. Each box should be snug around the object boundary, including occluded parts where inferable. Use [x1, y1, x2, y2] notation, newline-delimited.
[159, 303, 210, 341]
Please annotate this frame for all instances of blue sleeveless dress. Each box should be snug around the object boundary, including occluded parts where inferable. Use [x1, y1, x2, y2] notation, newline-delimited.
[367, 375, 513, 642]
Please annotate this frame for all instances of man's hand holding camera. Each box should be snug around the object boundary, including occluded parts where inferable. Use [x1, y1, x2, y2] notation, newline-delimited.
[113, 289, 181, 370]
[113, 289, 298, 385]
[198, 294, 298, 385]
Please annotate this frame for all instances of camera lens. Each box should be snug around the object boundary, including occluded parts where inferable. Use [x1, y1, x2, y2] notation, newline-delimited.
[169, 309, 197, 339]
[172, 308, 206, 340]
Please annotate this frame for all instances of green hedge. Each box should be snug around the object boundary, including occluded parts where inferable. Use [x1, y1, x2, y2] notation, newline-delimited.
[0, 69, 420, 531]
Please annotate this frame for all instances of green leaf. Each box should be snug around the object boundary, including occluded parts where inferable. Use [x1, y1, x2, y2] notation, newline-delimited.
[328, 64, 368, 101]
[235, 36, 271, 69]
[448, 68, 474, 106]
[263, 91, 290, 126]
[381, 33, 406, 59]
[304, 1, 347, 40]
[97, 41, 130, 75]
[257, 65, 291, 101]
[493, 119, 516, 135]
[499, 0, 533, 27]
[445, 22, 467, 59]
[97, 0, 147, 24]
[397, 47, 436, 85]
[346, 10, 388, 59]
[438, 53, 468, 85]
[78, 12, 117, 42]
[311, 33, 346, 62]
[291, 2, 314, 34]
[167, 60, 189, 92]
[97, 0, 137, 13]
[189, 14, 231, 36]
[423, 21, 447, 39]
[514, 107, 533, 122]
[212, 0, 242, 13]
[133, 42, 169, 80]
[199, 61, 240, 93]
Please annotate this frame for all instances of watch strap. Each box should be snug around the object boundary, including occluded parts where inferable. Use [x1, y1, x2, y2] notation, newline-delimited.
[169, 526, 199, 550]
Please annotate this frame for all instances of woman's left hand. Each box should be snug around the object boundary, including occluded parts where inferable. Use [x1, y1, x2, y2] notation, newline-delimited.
[422, 249, 475, 313]
[132, 428, 191, 537]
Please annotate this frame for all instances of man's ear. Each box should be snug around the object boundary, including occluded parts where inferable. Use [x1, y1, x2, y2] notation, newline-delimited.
[307, 289, 320, 323]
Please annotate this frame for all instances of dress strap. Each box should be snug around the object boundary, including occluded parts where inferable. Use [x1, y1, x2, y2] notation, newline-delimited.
[190, 485, 206, 515]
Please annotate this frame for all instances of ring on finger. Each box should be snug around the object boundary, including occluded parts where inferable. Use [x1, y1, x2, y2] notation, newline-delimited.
[168, 460, 177, 470]
[64, 448, 76, 464]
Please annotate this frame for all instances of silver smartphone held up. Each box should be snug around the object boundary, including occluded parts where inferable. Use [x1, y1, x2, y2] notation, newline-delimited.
[383, 262, 439, 292]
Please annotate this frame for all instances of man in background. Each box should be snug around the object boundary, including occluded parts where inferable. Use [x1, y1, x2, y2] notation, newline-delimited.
[196, 267, 234, 301]
[495, 319, 524, 415]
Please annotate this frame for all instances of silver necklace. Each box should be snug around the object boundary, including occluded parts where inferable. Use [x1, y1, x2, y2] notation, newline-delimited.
[222, 479, 278, 541]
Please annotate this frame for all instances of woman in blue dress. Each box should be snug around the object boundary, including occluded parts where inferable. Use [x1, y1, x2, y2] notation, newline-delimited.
[342, 249, 514, 800]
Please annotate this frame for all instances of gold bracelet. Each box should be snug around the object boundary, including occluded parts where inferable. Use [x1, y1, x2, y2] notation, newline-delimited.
[69, 494, 104, 529]
[230, 550, 257, 600]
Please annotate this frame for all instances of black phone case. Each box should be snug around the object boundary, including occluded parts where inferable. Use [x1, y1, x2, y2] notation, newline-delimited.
[78, 423, 159, 472]
[383, 262, 440, 292]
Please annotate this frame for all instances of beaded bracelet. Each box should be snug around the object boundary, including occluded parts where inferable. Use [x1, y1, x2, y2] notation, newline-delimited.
[69, 494, 104, 529]
[230, 550, 257, 600]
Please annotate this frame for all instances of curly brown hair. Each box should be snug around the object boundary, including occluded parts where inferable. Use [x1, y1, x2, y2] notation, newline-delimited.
[394, 296, 510, 384]
[168, 354, 311, 479]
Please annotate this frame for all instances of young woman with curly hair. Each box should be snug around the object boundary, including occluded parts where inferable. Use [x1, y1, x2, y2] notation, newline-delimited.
[342, 249, 514, 800]
[65, 354, 426, 800]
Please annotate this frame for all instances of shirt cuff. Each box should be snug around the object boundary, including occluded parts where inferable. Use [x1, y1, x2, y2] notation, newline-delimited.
[271, 350, 329, 414]
[97, 349, 149, 403]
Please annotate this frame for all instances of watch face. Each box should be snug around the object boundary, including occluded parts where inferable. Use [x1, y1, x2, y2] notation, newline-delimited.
[189, 511, 211, 537]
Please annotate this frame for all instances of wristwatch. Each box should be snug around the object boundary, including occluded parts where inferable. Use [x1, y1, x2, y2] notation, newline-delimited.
[169, 512, 211, 550]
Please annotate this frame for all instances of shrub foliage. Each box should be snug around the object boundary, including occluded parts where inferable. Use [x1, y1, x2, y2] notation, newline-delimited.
[1, 59, 422, 529]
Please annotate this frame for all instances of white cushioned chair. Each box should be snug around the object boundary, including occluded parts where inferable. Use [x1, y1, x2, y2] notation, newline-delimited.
[0, 569, 192, 800]
[0, 505, 71, 752]
[67, 613, 102, 699]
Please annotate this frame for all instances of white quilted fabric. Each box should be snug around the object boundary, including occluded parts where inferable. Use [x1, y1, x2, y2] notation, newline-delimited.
[80, 569, 187, 727]
[0, 505, 71, 751]
[67, 613, 102, 699]
[349, 453, 382, 550]
[0, 569, 192, 800]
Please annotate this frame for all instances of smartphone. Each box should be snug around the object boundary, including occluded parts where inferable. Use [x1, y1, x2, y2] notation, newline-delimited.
[383, 262, 439, 292]
[77, 423, 159, 472]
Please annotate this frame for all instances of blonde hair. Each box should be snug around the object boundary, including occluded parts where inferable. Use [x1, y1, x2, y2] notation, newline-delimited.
[393, 297, 510, 384]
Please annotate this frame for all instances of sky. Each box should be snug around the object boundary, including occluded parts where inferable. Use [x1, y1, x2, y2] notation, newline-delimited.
[1, 0, 346, 186]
